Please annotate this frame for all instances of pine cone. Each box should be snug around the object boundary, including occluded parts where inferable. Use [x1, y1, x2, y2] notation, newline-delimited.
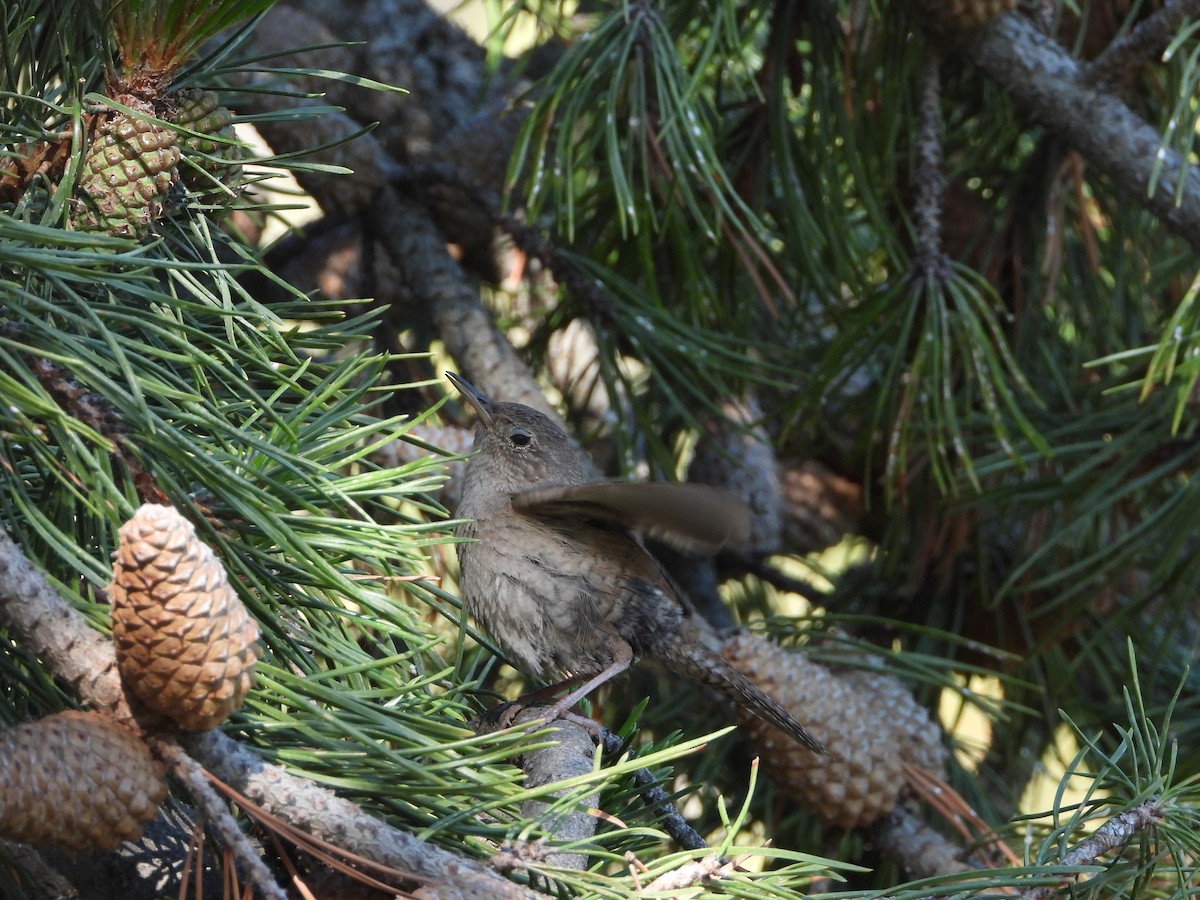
[76, 114, 180, 237]
[722, 632, 945, 828]
[168, 89, 244, 192]
[0, 711, 166, 850]
[110, 504, 261, 732]
[837, 664, 948, 775]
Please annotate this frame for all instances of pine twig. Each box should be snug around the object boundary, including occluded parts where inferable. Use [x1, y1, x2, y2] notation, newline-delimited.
[599, 728, 708, 852]
[0, 529, 135, 720]
[639, 853, 729, 892]
[180, 729, 541, 899]
[23, 354, 168, 505]
[368, 185, 550, 412]
[912, 50, 948, 279]
[149, 737, 288, 900]
[206, 768, 435, 896]
[394, 161, 618, 321]
[277, 0, 490, 159]
[1084, 1, 1200, 86]
[969, 12, 1200, 251]
[871, 805, 970, 879]
[1020, 800, 1165, 900]
[472, 711, 708, 855]
[513, 709, 601, 871]
[739, 555, 827, 604]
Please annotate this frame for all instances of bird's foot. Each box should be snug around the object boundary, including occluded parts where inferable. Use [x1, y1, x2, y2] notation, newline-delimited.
[540, 703, 604, 740]
[470, 697, 603, 741]
[470, 698, 526, 734]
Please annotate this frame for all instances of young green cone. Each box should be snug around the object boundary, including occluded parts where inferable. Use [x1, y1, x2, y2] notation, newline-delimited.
[169, 88, 244, 193]
[76, 114, 180, 237]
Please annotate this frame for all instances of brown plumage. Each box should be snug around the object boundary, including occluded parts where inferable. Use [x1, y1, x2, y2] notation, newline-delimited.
[449, 373, 824, 754]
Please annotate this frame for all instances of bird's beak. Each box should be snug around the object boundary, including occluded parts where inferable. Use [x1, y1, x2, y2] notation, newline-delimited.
[446, 372, 495, 430]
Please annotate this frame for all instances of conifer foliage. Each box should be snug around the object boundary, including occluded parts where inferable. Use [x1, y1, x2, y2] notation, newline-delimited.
[3, 0, 1200, 897]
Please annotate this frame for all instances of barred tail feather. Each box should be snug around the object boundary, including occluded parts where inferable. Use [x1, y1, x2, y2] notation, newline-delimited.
[660, 628, 826, 756]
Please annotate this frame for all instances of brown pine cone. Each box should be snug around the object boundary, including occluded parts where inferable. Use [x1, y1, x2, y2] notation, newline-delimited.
[110, 504, 261, 731]
[723, 631, 945, 828]
[837, 663, 948, 774]
[0, 711, 166, 850]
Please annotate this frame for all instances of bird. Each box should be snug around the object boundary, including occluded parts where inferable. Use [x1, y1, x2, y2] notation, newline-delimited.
[447, 372, 825, 754]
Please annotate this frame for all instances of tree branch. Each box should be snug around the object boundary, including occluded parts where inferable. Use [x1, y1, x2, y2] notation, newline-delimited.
[912, 51, 948, 276]
[0, 531, 134, 721]
[1084, 0, 1200, 85]
[599, 728, 708, 852]
[149, 737, 288, 900]
[0, 528, 542, 900]
[967, 12, 1200, 251]
[367, 184, 563, 424]
[513, 710, 600, 871]
[1020, 800, 1165, 900]
[871, 805, 970, 879]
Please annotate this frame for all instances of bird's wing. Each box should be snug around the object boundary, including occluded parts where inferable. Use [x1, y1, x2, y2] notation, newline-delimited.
[511, 481, 750, 554]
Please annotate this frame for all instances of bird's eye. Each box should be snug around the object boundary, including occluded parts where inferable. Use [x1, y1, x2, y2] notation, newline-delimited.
[509, 427, 533, 448]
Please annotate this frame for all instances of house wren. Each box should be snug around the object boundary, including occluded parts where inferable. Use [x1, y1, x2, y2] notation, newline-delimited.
[448, 373, 824, 754]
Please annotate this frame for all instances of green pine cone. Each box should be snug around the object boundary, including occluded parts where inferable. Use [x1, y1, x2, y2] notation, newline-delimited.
[76, 114, 180, 238]
[169, 89, 244, 192]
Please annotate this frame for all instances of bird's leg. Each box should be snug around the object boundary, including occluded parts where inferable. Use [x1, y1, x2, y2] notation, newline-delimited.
[474, 643, 635, 735]
[479, 642, 635, 733]
[481, 680, 577, 731]
[542, 641, 633, 725]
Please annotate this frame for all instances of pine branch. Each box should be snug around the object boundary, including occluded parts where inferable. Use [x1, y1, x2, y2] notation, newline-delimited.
[394, 160, 619, 321]
[0, 526, 543, 900]
[278, 0, 491, 159]
[223, 5, 399, 217]
[513, 710, 601, 871]
[182, 730, 541, 898]
[367, 184, 567, 425]
[1084, 0, 1200, 85]
[638, 854, 728, 892]
[912, 51, 947, 275]
[0, 530, 135, 721]
[1020, 800, 1165, 900]
[150, 737, 289, 900]
[966, 11, 1200, 250]
[598, 727, 707, 852]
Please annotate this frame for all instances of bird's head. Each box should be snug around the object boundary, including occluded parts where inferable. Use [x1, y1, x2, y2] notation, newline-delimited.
[447, 372, 585, 491]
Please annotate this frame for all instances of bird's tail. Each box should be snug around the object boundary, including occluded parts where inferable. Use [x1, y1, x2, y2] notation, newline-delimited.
[658, 621, 826, 755]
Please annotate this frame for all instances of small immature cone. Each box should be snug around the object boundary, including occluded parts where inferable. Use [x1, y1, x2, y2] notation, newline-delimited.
[722, 632, 946, 828]
[0, 711, 167, 850]
[168, 89, 245, 194]
[110, 504, 261, 731]
[76, 114, 181, 238]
